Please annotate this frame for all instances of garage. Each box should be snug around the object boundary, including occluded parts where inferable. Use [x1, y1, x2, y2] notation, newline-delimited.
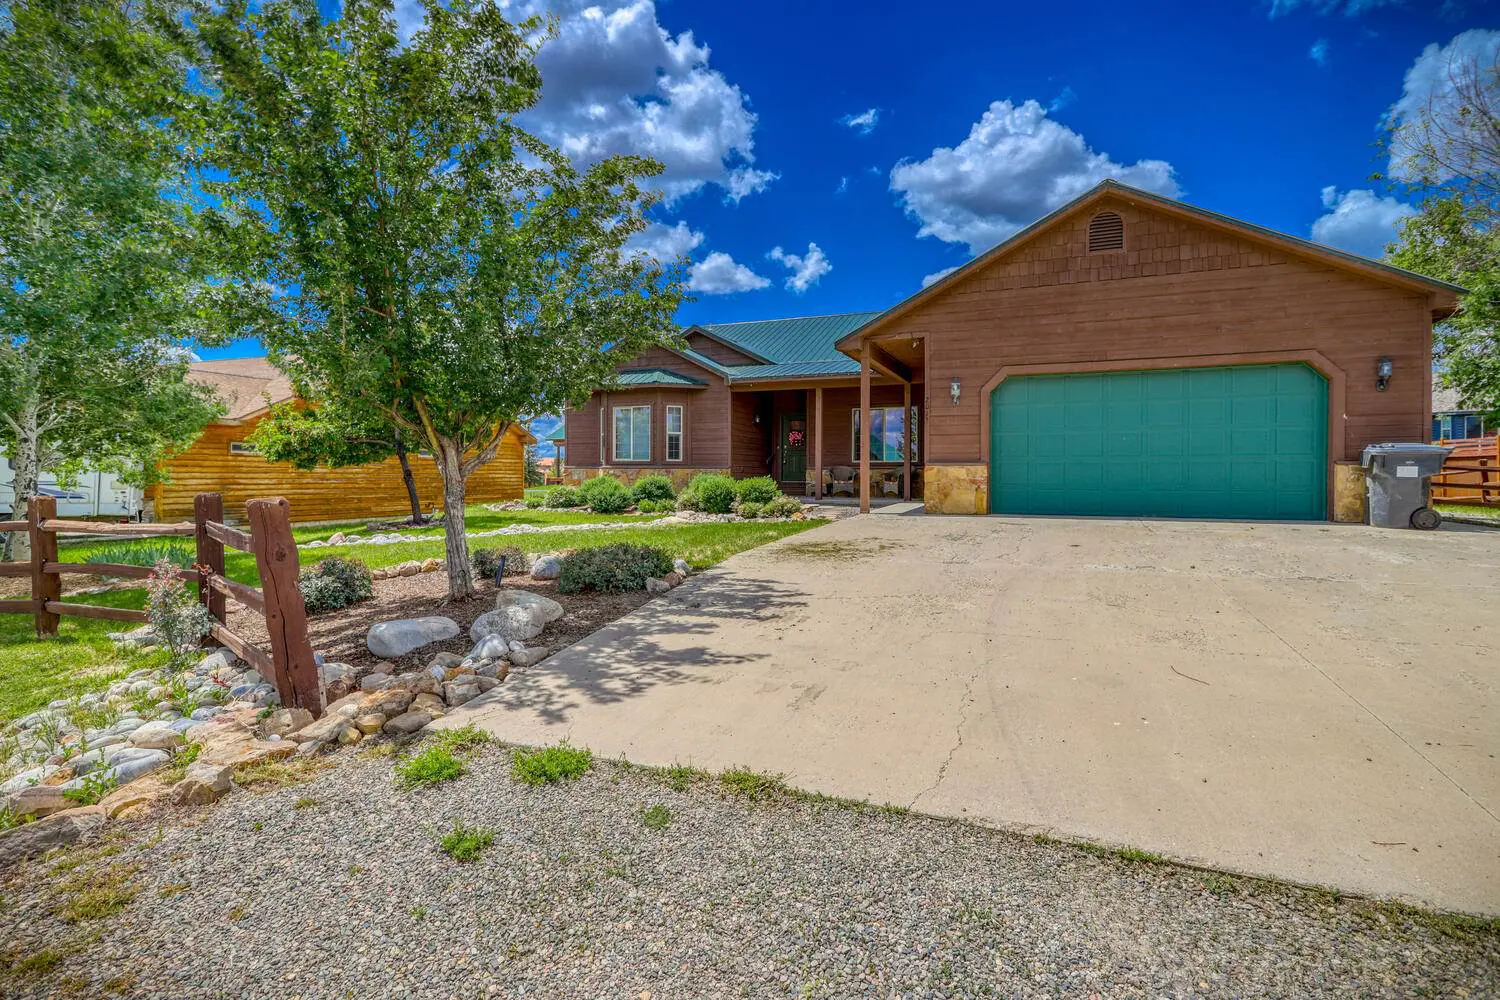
[988, 363, 1328, 520]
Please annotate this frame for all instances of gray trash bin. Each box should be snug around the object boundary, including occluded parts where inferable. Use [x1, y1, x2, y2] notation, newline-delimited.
[1360, 443, 1452, 530]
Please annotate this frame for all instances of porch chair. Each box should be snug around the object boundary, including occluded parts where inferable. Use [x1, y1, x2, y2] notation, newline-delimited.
[828, 465, 856, 497]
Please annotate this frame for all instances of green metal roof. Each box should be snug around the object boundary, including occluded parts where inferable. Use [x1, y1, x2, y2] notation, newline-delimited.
[546, 425, 567, 442]
[695, 312, 881, 374]
[611, 367, 709, 388]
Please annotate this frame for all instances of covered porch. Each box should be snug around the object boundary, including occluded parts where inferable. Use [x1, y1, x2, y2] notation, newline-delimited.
[729, 339, 924, 507]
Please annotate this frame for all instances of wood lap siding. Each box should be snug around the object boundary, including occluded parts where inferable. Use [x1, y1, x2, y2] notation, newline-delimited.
[889, 197, 1433, 464]
[154, 419, 527, 523]
[570, 347, 730, 469]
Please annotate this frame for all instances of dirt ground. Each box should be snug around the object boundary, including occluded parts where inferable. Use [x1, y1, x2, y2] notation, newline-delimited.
[227, 570, 652, 671]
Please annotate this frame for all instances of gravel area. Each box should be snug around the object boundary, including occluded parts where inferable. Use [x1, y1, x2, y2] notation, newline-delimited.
[2, 745, 1495, 999]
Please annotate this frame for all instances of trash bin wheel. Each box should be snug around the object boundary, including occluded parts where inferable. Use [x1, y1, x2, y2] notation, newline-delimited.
[1410, 506, 1443, 530]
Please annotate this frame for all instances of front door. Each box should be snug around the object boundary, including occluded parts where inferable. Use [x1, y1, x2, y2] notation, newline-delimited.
[780, 415, 807, 490]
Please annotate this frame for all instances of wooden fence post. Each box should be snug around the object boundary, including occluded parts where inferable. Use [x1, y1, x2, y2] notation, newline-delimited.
[29, 496, 59, 638]
[194, 493, 226, 646]
[246, 498, 322, 716]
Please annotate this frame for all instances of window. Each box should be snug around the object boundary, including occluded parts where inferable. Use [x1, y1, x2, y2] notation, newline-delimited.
[1435, 413, 1485, 440]
[1087, 211, 1125, 252]
[228, 441, 259, 456]
[613, 405, 651, 462]
[665, 405, 683, 462]
[852, 407, 917, 462]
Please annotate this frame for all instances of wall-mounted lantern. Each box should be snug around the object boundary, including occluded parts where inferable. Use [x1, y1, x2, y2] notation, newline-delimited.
[950, 379, 961, 405]
[1376, 357, 1393, 392]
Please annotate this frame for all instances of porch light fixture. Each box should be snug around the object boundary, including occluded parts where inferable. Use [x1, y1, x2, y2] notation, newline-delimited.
[1376, 357, 1393, 392]
[950, 379, 961, 405]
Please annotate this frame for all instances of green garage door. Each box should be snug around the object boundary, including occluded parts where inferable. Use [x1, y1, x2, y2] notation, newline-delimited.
[989, 364, 1327, 519]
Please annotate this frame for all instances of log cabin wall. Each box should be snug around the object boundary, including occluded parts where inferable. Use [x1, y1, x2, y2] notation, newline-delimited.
[153, 418, 528, 523]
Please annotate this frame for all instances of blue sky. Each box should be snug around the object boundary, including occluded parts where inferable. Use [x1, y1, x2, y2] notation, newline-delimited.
[199, 0, 1499, 451]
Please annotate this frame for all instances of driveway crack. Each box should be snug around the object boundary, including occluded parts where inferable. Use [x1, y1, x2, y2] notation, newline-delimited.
[910, 665, 980, 810]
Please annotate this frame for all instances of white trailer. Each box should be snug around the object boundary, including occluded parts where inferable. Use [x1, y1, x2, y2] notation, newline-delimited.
[0, 459, 145, 520]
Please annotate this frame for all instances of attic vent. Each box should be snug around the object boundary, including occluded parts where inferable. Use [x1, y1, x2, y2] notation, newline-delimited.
[1087, 211, 1125, 252]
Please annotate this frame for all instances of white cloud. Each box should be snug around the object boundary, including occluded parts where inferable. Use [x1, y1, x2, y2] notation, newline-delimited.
[767, 243, 832, 293]
[835, 176, 849, 195]
[921, 266, 962, 288]
[1310, 186, 1416, 258]
[840, 108, 881, 135]
[1309, 39, 1329, 66]
[689, 252, 770, 294]
[1267, 0, 1407, 15]
[625, 221, 704, 262]
[1048, 87, 1076, 113]
[889, 99, 1180, 255]
[481, 0, 773, 204]
[1387, 29, 1500, 183]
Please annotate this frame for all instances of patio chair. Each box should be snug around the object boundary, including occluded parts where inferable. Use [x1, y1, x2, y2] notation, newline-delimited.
[829, 465, 856, 497]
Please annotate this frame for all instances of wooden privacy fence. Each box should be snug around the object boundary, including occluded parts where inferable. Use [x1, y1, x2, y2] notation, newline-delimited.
[1431, 436, 1500, 508]
[0, 493, 322, 716]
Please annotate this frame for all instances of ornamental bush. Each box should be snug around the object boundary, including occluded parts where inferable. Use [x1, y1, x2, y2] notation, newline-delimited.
[298, 555, 374, 614]
[557, 543, 673, 594]
[762, 495, 803, 519]
[734, 476, 779, 504]
[472, 546, 530, 580]
[631, 473, 676, 503]
[145, 560, 215, 666]
[543, 486, 583, 508]
[736, 500, 764, 519]
[577, 474, 632, 513]
[686, 473, 736, 514]
[674, 489, 700, 511]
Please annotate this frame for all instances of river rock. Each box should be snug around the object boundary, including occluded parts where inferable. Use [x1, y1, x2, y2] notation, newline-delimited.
[468, 590, 563, 644]
[367, 617, 460, 658]
[382, 711, 431, 736]
[530, 554, 563, 581]
[171, 763, 233, 805]
[508, 647, 550, 668]
[2, 785, 71, 820]
[465, 635, 513, 663]
[129, 722, 183, 751]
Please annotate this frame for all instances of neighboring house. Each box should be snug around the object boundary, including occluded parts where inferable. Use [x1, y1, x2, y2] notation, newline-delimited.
[152, 357, 533, 523]
[559, 179, 1462, 520]
[1432, 382, 1492, 440]
[546, 425, 566, 478]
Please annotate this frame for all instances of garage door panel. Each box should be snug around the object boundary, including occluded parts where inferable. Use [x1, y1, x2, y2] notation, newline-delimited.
[990, 364, 1327, 520]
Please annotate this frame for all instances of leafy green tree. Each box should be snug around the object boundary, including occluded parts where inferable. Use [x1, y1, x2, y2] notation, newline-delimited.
[251, 403, 431, 524]
[190, 0, 687, 597]
[1384, 46, 1499, 424]
[524, 443, 545, 488]
[0, 0, 236, 559]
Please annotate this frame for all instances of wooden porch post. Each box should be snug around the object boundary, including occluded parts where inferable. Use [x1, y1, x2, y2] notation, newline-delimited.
[859, 343, 871, 513]
[902, 381, 912, 502]
[813, 387, 824, 500]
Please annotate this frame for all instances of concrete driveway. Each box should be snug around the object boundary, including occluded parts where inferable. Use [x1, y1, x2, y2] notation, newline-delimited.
[439, 514, 1500, 914]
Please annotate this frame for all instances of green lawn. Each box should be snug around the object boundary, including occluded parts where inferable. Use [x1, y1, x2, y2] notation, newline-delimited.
[1, 507, 820, 728]
[1435, 502, 1500, 520]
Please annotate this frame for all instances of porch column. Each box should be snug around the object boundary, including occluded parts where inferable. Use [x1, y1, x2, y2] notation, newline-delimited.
[813, 387, 824, 500]
[902, 381, 911, 502]
[859, 343, 871, 513]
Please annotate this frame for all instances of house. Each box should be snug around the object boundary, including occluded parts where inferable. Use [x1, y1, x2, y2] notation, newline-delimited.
[558, 179, 1462, 520]
[1432, 381, 1492, 441]
[151, 357, 532, 523]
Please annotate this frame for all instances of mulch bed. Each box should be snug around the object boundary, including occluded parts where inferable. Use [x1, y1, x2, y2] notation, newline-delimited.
[226, 570, 651, 672]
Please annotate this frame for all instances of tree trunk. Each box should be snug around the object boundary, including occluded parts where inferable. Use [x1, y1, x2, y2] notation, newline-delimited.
[2, 400, 41, 563]
[434, 443, 474, 599]
[393, 432, 425, 525]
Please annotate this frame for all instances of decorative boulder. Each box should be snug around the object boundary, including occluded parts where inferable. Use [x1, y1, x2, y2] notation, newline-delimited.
[171, 763, 233, 806]
[128, 722, 183, 751]
[673, 558, 692, 576]
[382, 711, 432, 736]
[2, 784, 71, 820]
[530, 554, 563, 581]
[367, 617, 461, 658]
[468, 590, 563, 644]
[645, 577, 672, 595]
[465, 635, 512, 663]
[261, 707, 314, 740]
[0, 807, 106, 870]
[508, 647, 549, 668]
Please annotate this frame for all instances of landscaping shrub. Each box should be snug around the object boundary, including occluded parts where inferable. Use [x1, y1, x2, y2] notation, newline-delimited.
[631, 474, 676, 503]
[577, 474, 632, 513]
[543, 485, 583, 508]
[762, 495, 803, 519]
[557, 543, 673, 594]
[685, 473, 737, 514]
[674, 489, 700, 511]
[145, 560, 214, 668]
[734, 476, 780, 505]
[634, 498, 658, 513]
[395, 746, 466, 789]
[80, 539, 194, 570]
[298, 555, 374, 614]
[471, 546, 530, 580]
[736, 500, 764, 519]
[523, 495, 546, 509]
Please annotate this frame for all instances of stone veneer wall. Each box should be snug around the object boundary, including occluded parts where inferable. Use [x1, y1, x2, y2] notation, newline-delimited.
[564, 467, 729, 489]
[1332, 461, 1366, 524]
[923, 465, 988, 514]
